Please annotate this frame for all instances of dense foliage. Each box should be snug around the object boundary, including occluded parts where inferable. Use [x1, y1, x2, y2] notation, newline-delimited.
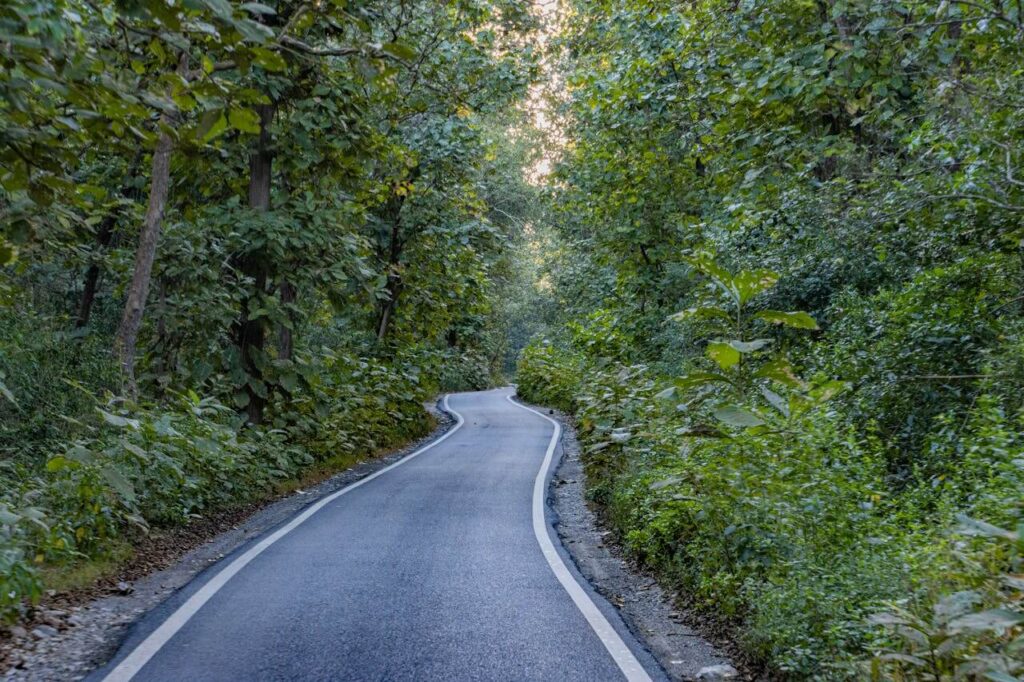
[519, 0, 1024, 678]
[0, 0, 541, 624]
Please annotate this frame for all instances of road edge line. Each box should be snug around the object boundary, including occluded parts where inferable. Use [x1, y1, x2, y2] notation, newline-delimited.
[100, 395, 465, 682]
[505, 393, 653, 682]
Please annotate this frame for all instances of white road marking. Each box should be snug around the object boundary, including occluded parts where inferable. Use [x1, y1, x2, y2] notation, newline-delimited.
[101, 396, 466, 682]
[505, 393, 654, 682]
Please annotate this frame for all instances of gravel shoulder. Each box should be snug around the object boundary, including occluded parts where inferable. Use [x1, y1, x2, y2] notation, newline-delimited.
[542, 404, 745, 682]
[1, 402, 455, 681]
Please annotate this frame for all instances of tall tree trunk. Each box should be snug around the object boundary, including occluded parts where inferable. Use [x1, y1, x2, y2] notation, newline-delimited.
[235, 102, 276, 424]
[114, 126, 174, 394]
[114, 55, 187, 396]
[375, 218, 403, 344]
[76, 218, 113, 329]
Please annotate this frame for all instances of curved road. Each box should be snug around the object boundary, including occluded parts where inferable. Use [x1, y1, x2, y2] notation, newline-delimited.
[90, 388, 664, 682]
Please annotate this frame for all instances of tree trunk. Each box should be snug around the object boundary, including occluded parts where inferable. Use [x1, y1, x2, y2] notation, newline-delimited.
[75, 218, 112, 329]
[235, 102, 276, 424]
[114, 125, 174, 394]
[114, 55, 187, 396]
[375, 183, 414, 345]
[375, 220, 403, 344]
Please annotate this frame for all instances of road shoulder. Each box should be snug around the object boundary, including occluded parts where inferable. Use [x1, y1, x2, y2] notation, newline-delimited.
[544, 406, 740, 682]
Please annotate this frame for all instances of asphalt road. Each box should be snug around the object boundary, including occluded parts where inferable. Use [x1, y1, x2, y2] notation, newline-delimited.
[91, 388, 663, 682]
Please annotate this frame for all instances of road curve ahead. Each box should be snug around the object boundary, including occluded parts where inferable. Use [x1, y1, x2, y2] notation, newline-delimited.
[91, 388, 663, 682]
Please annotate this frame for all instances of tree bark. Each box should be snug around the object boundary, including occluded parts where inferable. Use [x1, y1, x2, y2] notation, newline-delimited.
[235, 102, 276, 424]
[375, 216, 403, 343]
[114, 55, 187, 396]
[76, 217, 113, 329]
[373, 171, 418, 344]
[114, 126, 175, 393]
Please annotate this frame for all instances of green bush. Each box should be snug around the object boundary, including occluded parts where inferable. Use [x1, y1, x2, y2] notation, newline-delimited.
[437, 349, 495, 392]
[515, 339, 582, 412]
[518, 344, 1024, 679]
[0, 350, 439, 624]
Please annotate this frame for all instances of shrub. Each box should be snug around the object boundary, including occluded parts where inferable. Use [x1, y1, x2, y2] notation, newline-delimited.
[0, 351, 438, 624]
[515, 339, 582, 412]
[517, 344, 1024, 679]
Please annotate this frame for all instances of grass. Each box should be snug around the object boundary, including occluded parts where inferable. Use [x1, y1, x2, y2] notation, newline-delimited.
[39, 540, 134, 594]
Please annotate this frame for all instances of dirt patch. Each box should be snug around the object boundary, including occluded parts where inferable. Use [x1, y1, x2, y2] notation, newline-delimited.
[1, 402, 454, 681]
[544, 404, 764, 681]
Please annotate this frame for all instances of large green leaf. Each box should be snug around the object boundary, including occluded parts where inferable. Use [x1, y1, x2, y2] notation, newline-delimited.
[98, 408, 140, 429]
[713, 405, 764, 427]
[674, 371, 734, 390]
[0, 378, 15, 405]
[707, 341, 740, 370]
[668, 306, 733, 324]
[947, 609, 1024, 634]
[382, 42, 417, 61]
[755, 310, 819, 330]
[733, 269, 779, 305]
[760, 386, 789, 417]
[229, 107, 261, 134]
[755, 356, 807, 389]
[728, 338, 770, 353]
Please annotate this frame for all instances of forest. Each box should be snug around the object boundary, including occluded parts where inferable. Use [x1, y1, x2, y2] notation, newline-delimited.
[1, 0, 1023, 680]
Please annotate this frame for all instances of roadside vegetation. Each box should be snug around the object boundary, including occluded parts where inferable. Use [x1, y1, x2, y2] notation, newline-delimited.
[3, 0, 1023, 679]
[519, 0, 1024, 679]
[0, 0, 542, 625]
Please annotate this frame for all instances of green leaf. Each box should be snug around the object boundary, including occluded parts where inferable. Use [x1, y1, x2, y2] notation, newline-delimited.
[381, 42, 417, 61]
[0, 241, 17, 266]
[232, 391, 250, 408]
[755, 356, 807, 389]
[809, 379, 847, 403]
[201, 0, 234, 20]
[98, 409, 139, 429]
[229, 108, 261, 134]
[984, 671, 1022, 682]
[251, 47, 287, 72]
[713, 405, 764, 427]
[0, 379, 16, 405]
[755, 310, 819, 330]
[674, 372, 734, 390]
[957, 515, 1019, 541]
[46, 456, 70, 472]
[760, 386, 789, 417]
[101, 466, 136, 502]
[66, 445, 95, 464]
[240, 2, 276, 15]
[686, 253, 735, 297]
[728, 339, 770, 353]
[0, 506, 19, 525]
[668, 306, 733, 324]
[733, 269, 779, 305]
[654, 386, 676, 401]
[279, 371, 298, 392]
[947, 609, 1024, 634]
[201, 111, 229, 142]
[707, 341, 740, 370]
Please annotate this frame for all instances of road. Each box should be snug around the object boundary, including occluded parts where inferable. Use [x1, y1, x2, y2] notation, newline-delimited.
[91, 388, 663, 682]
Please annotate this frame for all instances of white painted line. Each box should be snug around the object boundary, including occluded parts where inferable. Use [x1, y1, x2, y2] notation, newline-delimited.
[505, 394, 653, 682]
[101, 396, 466, 682]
